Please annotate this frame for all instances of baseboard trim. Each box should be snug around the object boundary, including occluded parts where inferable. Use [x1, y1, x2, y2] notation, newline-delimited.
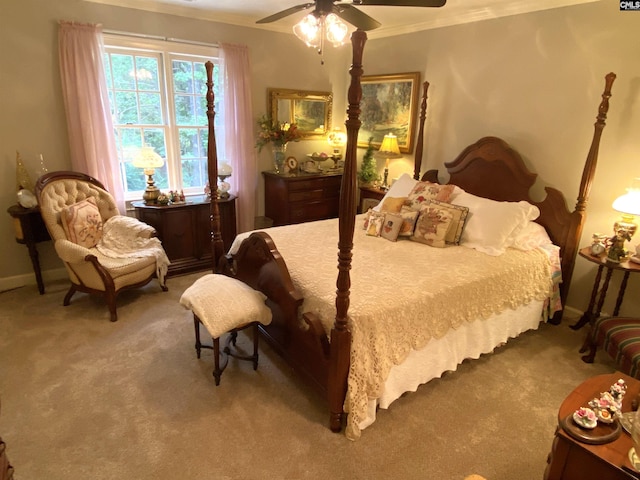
[0, 268, 67, 293]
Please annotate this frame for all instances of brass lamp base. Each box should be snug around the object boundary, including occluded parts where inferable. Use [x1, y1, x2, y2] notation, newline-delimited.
[142, 172, 160, 204]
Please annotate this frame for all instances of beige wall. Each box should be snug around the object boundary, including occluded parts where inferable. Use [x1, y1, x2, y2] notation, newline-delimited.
[1, 0, 638, 317]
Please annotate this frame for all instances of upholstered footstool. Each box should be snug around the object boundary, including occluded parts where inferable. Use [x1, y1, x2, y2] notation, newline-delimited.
[180, 274, 272, 385]
[582, 316, 640, 378]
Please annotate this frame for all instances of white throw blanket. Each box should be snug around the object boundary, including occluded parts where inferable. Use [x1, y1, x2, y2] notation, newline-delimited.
[96, 216, 170, 285]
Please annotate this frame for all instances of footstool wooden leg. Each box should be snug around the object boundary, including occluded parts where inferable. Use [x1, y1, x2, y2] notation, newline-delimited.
[213, 336, 222, 386]
[252, 323, 259, 371]
[193, 315, 202, 359]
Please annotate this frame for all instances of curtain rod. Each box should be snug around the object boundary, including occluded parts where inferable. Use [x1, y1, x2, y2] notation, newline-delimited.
[103, 29, 219, 48]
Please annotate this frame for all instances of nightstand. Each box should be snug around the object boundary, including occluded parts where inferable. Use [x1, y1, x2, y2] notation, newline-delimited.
[7, 204, 51, 294]
[571, 247, 640, 330]
[133, 195, 236, 276]
[358, 186, 386, 213]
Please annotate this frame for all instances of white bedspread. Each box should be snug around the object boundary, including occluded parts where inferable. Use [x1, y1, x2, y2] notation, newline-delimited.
[230, 216, 553, 439]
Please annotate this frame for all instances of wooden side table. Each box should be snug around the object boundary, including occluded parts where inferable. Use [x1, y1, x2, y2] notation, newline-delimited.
[358, 186, 385, 213]
[571, 247, 640, 330]
[133, 195, 236, 277]
[7, 204, 51, 294]
[544, 372, 639, 480]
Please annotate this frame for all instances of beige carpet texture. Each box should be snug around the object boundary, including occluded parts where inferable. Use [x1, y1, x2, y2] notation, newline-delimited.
[0, 273, 616, 479]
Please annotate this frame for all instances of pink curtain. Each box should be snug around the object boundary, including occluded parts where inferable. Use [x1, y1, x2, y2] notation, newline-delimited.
[220, 43, 256, 233]
[58, 21, 124, 213]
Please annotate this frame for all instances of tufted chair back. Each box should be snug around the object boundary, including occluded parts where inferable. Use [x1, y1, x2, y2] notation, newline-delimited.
[35, 171, 120, 242]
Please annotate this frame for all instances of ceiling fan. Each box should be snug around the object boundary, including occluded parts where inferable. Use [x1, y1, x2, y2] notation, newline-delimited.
[256, 0, 447, 32]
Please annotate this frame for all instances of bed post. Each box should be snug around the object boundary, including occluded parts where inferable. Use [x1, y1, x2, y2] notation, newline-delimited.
[565, 72, 616, 327]
[328, 29, 367, 433]
[413, 81, 430, 180]
[205, 61, 225, 273]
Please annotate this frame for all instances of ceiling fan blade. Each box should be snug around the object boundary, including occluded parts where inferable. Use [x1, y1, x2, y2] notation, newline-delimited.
[256, 3, 315, 24]
[353, 0, 446, 7]
[333, 4, 381, 31]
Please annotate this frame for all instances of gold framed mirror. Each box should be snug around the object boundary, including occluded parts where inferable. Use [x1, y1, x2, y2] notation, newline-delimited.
[268, 88, 333, 139]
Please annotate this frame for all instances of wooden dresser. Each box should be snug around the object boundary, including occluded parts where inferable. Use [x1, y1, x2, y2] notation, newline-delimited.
[133, 195, 236, 276]
[263, 171, 342, 226]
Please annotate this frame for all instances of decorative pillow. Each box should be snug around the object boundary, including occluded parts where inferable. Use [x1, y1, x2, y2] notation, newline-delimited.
[405, 181, 455, 211]
[410, 205, 454, 248]
[366, 211, 385, 237]
[60, 197, 103, 248]
[511, 221, 552, 251]
[397, 206, 419, 237]
[428, 199, 469, 245]
[379, 196, 407, 213]
[380, 213, 403, 242]
[454, 191, 540, 256]
[373, 173, 418, 211]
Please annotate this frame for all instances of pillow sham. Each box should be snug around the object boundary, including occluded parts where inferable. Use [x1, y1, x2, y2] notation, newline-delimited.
[454, 191, 540, 256]
[405, 181, 455, 211]
[380, 213, 403, 242]
[511, 221, 552, 251]
[410, 204, 454, 248]
[60, 197, 103, 249]
[428, 199, 469, 245]
[372, 173, 418, 212]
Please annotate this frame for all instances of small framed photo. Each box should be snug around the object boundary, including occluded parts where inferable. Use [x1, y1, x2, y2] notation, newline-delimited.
[285, 156, 298, 173]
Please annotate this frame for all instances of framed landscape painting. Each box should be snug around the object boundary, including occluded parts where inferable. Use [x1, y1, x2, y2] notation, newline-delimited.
[357, 72, 420, 154]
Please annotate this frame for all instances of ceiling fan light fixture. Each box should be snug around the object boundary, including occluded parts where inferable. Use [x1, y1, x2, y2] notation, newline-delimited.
[325, 13, 348, 47]
[293, 14, 321, 48]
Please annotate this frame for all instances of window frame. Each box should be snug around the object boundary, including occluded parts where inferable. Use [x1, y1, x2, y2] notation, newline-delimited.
[103, 34, 220, 201]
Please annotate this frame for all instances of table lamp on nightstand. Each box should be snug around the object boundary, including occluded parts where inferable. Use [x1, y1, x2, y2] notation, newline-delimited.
[611, 178, 640, 254]
[375, 133, 402, 190]
[133, 146, 165, 205]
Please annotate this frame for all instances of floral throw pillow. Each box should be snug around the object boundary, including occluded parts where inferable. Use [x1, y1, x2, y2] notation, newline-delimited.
[405, 181, 455, 211]
[410, 205, 454, 248]
[60, 197, 103, 248]
[428, 199, 469, 245]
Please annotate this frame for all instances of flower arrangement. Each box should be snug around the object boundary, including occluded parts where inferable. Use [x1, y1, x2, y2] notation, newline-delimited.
[255, 114, 302, 152]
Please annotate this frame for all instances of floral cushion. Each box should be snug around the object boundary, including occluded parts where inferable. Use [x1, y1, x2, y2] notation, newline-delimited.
[405, 181, 455, 211]
[60, 197, 104, 248]
[410, 204, 454, 248]
[380, 213, 403, 242]
[428, 199, 469, 245]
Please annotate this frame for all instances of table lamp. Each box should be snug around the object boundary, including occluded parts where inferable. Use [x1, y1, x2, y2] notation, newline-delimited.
[612, 178, 640, 238]
[218, 162, 232, 199]
[375, 133, 402, 190]
[132, 146, 165, 204]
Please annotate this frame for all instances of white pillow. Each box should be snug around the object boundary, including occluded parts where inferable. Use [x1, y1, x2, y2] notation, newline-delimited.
[511, 221, 552, 251]
[372, 173, 417, 211]
[454, 191, 540, 256]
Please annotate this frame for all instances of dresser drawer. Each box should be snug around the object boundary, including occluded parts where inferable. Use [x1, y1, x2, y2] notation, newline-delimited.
[288, 176, 341, 192]
[290, 200, 339, 223]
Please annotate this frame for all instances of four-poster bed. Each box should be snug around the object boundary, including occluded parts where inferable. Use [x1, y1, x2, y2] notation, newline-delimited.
[202, 32, 616, 439]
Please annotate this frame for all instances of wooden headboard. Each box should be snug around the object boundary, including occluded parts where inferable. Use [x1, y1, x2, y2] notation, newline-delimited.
[422, 73, 616, 312]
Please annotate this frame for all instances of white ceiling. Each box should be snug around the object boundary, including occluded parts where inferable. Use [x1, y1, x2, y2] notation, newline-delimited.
[83, 0, 600, 39]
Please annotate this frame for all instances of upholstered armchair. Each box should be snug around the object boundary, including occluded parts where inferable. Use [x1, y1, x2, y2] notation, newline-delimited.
[35, 171, 169, 322]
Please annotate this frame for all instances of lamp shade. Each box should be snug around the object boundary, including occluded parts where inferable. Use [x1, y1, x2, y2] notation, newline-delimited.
[613, 178, 640, 215]
[375, 134, 402, 159]
[132, 146, 164, 170]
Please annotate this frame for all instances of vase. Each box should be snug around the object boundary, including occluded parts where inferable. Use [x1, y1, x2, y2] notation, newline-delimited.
[272, 144, 287, 174]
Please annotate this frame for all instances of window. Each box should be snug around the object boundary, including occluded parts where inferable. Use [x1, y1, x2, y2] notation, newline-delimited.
[103, 35, 223, 199]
